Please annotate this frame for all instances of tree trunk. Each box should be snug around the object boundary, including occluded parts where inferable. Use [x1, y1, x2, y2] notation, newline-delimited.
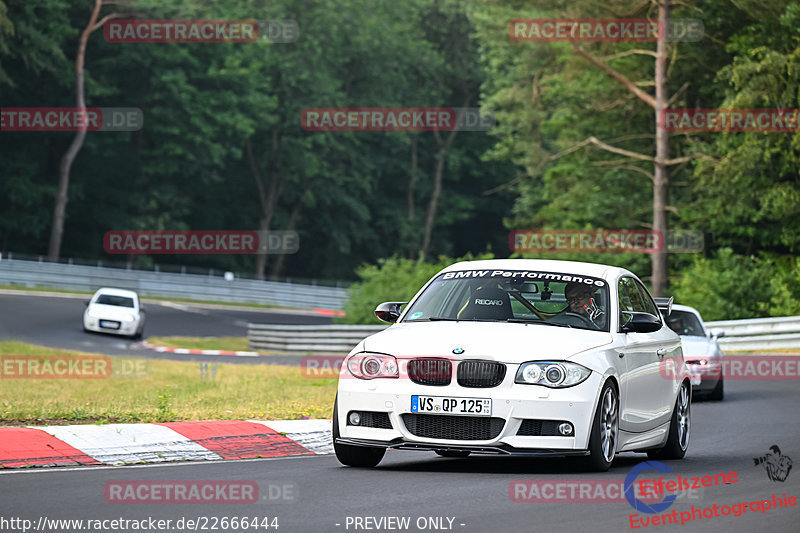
[420, 126, 459, 259]
[406, 134, 419, 257]
[47, 0, 105, 261]
[247, 134, 282, 280]
[269, 179, 314, 278]
[651, 0, 670, 296]
[407, 134, 418, 221]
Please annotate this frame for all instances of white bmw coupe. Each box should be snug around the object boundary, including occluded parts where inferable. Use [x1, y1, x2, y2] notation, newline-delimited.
[333, 259, 691, 471]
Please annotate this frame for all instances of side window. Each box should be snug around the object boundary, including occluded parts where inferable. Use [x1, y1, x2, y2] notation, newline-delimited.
[618, 277, 646, 327]
[633, 280, 660, 318]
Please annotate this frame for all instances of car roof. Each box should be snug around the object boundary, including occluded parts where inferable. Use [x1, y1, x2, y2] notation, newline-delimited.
[439, 258, 631, 280]
[93, 287, 138, 299]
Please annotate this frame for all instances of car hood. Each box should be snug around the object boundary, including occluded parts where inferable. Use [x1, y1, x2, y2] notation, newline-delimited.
[680, 336, 717, 360]
[87, 304, 136, 319]
[361, 321, 613, 364]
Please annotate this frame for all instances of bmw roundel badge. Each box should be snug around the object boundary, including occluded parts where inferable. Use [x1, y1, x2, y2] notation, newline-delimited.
[452, 347, 465, 354]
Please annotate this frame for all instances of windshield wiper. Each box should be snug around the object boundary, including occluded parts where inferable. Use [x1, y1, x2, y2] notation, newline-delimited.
[506, 318, 572, 328]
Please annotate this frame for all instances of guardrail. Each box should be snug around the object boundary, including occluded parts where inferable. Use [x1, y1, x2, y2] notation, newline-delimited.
[0, 257, 349, 309]
[248, 324, 388, 354]
[246, 316, 800, 355]
[706, 316, 800, 351]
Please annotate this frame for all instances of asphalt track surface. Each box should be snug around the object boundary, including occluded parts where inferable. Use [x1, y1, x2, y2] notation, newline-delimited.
[2, 378, 799, 533]
[0, 292, 331, 365]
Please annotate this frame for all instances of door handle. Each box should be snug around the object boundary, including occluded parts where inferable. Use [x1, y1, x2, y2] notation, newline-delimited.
[657, 348, 667, 358]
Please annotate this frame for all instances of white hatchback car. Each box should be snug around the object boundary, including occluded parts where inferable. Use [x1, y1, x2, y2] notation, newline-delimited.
[665, 304, 724, 401]
[334, 259, 691, 471]
[83, 288, 145, 339]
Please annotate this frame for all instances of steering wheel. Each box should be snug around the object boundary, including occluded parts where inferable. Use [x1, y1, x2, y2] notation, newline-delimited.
[559, 312, 594, 328]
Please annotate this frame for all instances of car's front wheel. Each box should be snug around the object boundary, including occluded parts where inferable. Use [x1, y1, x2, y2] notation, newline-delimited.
[707, 376, 724, 401]
[581, 381, 618, 472]
[647, 381, 690, 460]
[332, 395, 385, 467]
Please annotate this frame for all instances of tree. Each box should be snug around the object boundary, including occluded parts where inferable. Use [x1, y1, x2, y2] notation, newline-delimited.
[470, 0, 727, 294]
[47, 0, 121, 261]
[0, 0, 14, 85]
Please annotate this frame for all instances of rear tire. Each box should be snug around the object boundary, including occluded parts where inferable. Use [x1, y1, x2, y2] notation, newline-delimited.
[332, 395, 385, 467]
[707, 376, 724, 401]
[647, 381, 690, 460]
[580, 381, 618, 472]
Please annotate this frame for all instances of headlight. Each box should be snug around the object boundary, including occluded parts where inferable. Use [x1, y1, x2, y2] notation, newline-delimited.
[87, 309, 101, 319]
[515, 361, 591, 388]
[346, 353, 399, 380]
[123, 314, 136, 322]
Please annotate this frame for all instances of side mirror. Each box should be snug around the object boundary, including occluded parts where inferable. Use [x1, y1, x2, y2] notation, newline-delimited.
[374, 301, 407, 323]
[84, 300, 91, 307]
[709, 329, 725, 339]
[621, 312, 663, 333]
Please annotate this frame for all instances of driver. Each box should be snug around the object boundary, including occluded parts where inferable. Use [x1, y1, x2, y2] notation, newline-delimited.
[668, 315, 687, 335]
[562, 282, 605, 328]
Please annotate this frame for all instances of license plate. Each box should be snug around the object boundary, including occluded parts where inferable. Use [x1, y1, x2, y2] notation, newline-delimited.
[411, 395, 491, 416]
[99, 320, 120, 330]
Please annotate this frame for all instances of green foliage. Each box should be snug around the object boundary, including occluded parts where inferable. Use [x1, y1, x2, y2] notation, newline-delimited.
[0, 0, 798, 316]
[683, 2, 800, 256]
[338, 253, 494, 324]
[673, 248, 800, 321]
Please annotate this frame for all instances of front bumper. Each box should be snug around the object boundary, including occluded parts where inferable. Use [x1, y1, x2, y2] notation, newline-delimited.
[334, 437, 590, 457]
[686, 362, 722, 393]
[336, 369, 604, 453]
[83, 317, 138, 336]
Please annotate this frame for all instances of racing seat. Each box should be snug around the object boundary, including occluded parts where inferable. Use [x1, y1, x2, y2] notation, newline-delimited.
[458, 286, 513, 321]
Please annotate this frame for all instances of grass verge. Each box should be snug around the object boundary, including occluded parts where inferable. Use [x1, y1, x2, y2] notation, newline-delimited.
[0, 341, 336, 426]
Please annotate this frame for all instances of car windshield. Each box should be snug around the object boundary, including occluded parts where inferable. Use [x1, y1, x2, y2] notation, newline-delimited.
[95, 294, 135, 308]
[666, 310, 705, 336]
[402, 269, 610, 331]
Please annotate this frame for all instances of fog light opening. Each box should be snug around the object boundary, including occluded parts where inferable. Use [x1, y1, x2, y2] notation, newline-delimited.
[558, 422, 573, 436]
[348, 412, 361, 426]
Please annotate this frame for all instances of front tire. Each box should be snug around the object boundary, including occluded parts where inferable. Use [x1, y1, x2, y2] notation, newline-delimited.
[647, 381, 690, 460]
[581, 381, 618, 472]
[332, 395, 385, 467]
[707, 376, 724, 401]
